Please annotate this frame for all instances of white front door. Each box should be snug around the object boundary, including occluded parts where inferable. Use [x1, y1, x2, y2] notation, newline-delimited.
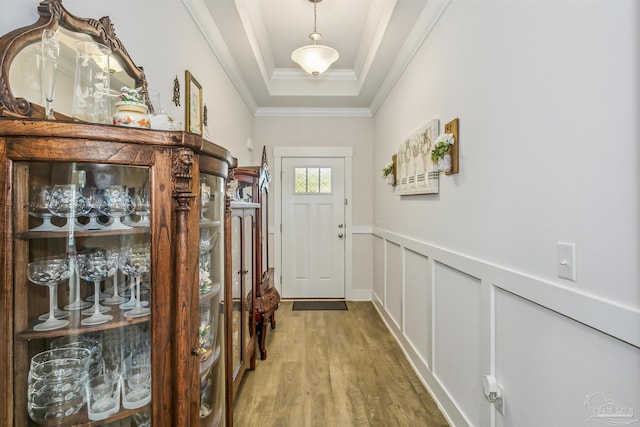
[281, 157, 345, 298]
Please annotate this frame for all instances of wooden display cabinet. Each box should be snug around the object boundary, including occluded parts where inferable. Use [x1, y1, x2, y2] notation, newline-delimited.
[0, 121, 235, 427]
[0, 2, 236, 426]
[234, 147, 280, 361]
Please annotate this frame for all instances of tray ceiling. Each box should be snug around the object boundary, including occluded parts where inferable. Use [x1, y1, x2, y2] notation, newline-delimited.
[183, 0, 446, 116]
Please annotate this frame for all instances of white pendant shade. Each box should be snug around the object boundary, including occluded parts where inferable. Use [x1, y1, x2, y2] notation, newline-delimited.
[291, 44, 339, 77]
[291, 0, 339, 77]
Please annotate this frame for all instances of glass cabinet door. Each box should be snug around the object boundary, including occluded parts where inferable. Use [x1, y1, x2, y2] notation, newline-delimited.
[228, 201, 257, 397]
[13, 161, 152, 426]
[242, 212, 254, 358]
[230, 215, 242, 380]
[198, 174, 225, 426]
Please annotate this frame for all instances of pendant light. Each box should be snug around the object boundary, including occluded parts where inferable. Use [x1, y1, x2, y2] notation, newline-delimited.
[291, 0, 339, 77]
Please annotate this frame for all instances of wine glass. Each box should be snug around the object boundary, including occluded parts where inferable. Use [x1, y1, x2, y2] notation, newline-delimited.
[41, 29, 59, 120]
[64, 255, 91, 311]
[199, 229, 213, 254]
[118, 248, 151, 318]
[48, 184, 91, 230]
[28, 186, 59, 232]
[96, 185, 134, 230]
[78, 187, 107, 230]
[77, 252, 116, 325]
[103, 251, 126, 305]
[27, 259, 72, 331]
[131, 187, 150, 227]
[200, 181, 211, 221]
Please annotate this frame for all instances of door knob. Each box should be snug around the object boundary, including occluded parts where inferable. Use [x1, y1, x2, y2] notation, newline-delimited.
[338, 233, 344, 238]
[338, 224, 344, 228]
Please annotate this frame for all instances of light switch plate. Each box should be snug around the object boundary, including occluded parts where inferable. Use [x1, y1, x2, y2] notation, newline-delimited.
[557, 242, 576, 281]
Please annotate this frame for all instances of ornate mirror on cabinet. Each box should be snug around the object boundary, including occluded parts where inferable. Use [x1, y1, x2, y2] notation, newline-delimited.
[0, 0, 149, 120]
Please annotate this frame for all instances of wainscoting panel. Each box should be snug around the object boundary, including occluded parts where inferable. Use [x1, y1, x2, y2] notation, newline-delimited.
[433, 262, 484, 425]
[385, 241, 403, 330]
[350, 234, 374, 299]
[373, 235, 385, 304]
[404, 249, 432, 369]
[371, 227, 640, 427]
[494, 288, 640, 427]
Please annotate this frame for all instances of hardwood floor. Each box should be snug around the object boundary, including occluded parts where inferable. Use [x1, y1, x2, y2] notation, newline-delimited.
[233, 301, 449, 426]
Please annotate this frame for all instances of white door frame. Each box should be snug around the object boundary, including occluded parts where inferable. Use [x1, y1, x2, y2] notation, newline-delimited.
[274, 146, 353, 299]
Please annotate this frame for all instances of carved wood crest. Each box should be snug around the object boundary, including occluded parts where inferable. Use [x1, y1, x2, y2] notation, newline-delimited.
[0, 0, 149, 118]
[172, 148, 195, 199]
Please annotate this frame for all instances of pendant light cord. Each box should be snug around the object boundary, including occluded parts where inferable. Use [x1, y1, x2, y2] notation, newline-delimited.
[313, 0, 318, 44]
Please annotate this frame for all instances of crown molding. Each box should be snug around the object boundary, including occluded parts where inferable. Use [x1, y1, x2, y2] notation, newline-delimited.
[271, 68, 357, 81]
[182, 0, 258, 113]
[255, 107, 373, 118]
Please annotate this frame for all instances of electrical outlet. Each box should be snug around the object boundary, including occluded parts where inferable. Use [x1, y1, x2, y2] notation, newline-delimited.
[483, 375, 506, 416]
[495, 383, 505, 415]
[557, 242, 576, 281]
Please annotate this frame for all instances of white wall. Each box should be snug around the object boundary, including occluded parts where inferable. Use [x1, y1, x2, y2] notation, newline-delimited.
[0, 0, 255, 164]
[373, 1, 640, 426]
[254, 116, 374, 298]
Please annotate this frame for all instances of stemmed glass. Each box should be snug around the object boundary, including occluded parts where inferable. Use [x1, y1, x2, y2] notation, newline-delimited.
[118, 248, 151, 318]
[28, 186, 59, 232]
[77, 252, 116, 325]
[48, 184, 91, 230]
[118, 247, 151, 317]
[96, 185, 134, 230]
[64, 254, 91, 311]
[41, 29, 59, 120]
[27, 259, 72, 331]
[48, 184, 93, 310]
[78, 187, 107, 230]
[132, 187, 150, 227]
[199, 229, 213, 253]
[200, 181, 211, 221]
[103, 251, 126, 305]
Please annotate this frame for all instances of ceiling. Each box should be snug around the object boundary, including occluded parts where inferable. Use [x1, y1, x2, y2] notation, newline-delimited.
[183, 0, 445, 116]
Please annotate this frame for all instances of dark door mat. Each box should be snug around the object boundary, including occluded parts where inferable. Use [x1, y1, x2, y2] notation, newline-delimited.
[292, 300, 348, 311]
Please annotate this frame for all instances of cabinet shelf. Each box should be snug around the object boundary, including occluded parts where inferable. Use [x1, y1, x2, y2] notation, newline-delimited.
[199, 282, 222, 302]
[22, 403, 151, 427]
[200, 344, 222, 376]
[200, 219, 222, 228]
[229, 201, 259, 209]
[16, 227, 150, 240]
[200, 405, 223, 426]
[17, 309, 150, 340]
[71, 403, 151, 427]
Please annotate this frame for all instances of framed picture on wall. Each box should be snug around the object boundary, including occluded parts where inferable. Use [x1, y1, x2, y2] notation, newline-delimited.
[395, 119, 440, 195]
[185, 70, 202, 135]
